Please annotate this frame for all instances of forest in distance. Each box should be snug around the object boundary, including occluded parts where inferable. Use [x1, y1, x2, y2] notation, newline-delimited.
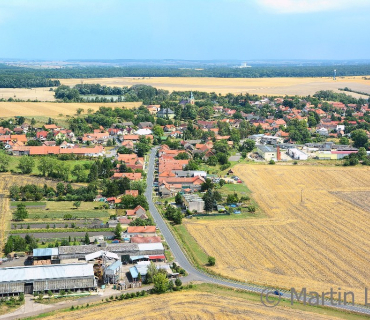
[1, 63, 370, 88]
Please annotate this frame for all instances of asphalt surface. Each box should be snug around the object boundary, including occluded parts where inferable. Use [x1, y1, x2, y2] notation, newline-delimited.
[146, 147, 370, 316]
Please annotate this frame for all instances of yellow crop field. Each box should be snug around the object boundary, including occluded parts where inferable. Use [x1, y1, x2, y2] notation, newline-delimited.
[185, 166, 370, 303]
[37, 289, 347, 320]
[60, 76, 370, 97]
[0, 101, 142, 117]
[0, 87, 55, 101]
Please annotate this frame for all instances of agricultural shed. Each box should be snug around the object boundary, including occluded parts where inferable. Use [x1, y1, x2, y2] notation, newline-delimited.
[0, 264, 96, 295]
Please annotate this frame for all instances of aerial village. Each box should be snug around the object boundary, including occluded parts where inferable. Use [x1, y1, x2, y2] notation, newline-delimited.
[0, 89, 369, 302]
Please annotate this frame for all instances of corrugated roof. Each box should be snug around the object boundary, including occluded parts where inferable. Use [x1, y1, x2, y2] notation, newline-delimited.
[106, 260, 122, 272]
[138, 243, 164, 251]
[33, 248, 59, 257]
[0, 264, 94, 283]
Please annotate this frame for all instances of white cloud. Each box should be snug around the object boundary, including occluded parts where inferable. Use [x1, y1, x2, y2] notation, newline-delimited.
[256, 0, 370, 13]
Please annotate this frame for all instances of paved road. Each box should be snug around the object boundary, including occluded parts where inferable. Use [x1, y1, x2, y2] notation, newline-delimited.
[146, 147, 370, 316]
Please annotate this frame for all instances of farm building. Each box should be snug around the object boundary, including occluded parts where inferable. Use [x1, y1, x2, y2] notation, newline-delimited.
[32, 248, 59, 265]
[287, 148, 308, 160]
[104, 260, 122, 284]
[58, 243, 164, 263]
[0, 264, 96, 296]
[182, 194, 205, 213]
[58, 243, 138, 261]
[257, 145, 277, 161]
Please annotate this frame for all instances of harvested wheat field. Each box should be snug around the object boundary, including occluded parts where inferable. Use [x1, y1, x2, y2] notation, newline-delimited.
[37, 289, 348, 320]
[0, 87, 56, 101]
[0, 101, 142, 117]
[61, 76, 370, 97]
[185, 166, 370, 304]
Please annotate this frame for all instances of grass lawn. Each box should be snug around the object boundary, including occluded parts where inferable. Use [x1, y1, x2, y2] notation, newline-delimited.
[7, 157, 93, 179]
[172, 224, 209, 267]
[23, 201, 113, 221]
[10, 201, 46, 207]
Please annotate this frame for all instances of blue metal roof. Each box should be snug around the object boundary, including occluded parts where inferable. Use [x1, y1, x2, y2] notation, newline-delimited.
[33, 248, 59, 257]
[106, 260, 121, 272]
[129, 266, 138, 279]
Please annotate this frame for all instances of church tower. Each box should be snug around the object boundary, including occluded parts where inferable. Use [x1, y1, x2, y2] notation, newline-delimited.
[190, 91, 195, 105]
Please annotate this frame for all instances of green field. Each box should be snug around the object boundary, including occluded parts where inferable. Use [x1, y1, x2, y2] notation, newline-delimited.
[21, 201, 113, 221]
[27, 210, 110, 220]
[7, 157, 93, 180]
[10, 201, 46, 207]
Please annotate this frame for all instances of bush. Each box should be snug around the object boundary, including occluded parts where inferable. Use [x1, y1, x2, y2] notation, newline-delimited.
[247, 205, 256, 213]
[19, 293, 25, 302]
[269, 159, 275, 165]
[208, 256, 216, 266]
[175, 278, 182, 287]
[60, 290, 66, 296]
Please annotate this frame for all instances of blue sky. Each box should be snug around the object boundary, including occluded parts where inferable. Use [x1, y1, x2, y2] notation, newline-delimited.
[0, 0, 369, 60]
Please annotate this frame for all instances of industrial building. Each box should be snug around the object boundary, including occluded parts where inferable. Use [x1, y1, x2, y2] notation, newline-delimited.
[287, 148, 308, 160]
[0, 264, 96, 295]
[58, 243, 164, 263]
[32, 248, 59, 265]
[257, 145, 278, 161]
[182, 194, 205, 213]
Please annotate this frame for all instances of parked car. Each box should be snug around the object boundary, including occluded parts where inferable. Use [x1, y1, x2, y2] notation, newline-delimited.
[274, 290, 283, 296]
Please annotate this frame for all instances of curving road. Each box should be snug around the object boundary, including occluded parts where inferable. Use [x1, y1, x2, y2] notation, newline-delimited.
[146, 147, 370, 316]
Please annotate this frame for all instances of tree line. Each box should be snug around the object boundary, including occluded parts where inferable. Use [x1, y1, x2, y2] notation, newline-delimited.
[3, 63, 370, 81]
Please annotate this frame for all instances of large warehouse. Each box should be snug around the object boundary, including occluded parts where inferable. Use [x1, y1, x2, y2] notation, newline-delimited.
[0, 263, 96, 295]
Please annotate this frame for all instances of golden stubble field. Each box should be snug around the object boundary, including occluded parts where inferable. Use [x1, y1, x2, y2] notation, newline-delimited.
[0, 87, 55, 101]
[37, 290, 344, 320]
[60, 76, 370, 97]
[0, 101, 142, 117]
[185, 166, 370, 303]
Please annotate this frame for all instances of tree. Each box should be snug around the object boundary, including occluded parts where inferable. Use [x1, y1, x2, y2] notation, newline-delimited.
[146, 261, 158, 284]
[208, 256, 216, 266]
[56, 183, 65, 196]
[152, 125, 164, 137]
[9, 185, 20, 200]
[226, 193, 238, 204]
[174, 152, 190, 160]
[13, 204, 28, 221]
[175, 192, 182, 205]
[0, 152, 10, 172]
[72, 164, 85, 182]
[175, 278, 182, 287]
[351, 129, 369, 148]
[213, 140, 229, 154]
[84, 232, 90, 244]
[203, 189, 214, 212]
[207, 155, 218, 166]
[17, 156, 35, 174]
[184, 160, 199, 171]
[240, 139, 255, 153]
[213, 191, 222, 202]
[114, 223, 122, 240]
[153, 273, 169, 293]
[173, 210, 183, 224]
[73, 201, 81, 209]
[201, 178, 214, 192]
[339, 136, 349, 145]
